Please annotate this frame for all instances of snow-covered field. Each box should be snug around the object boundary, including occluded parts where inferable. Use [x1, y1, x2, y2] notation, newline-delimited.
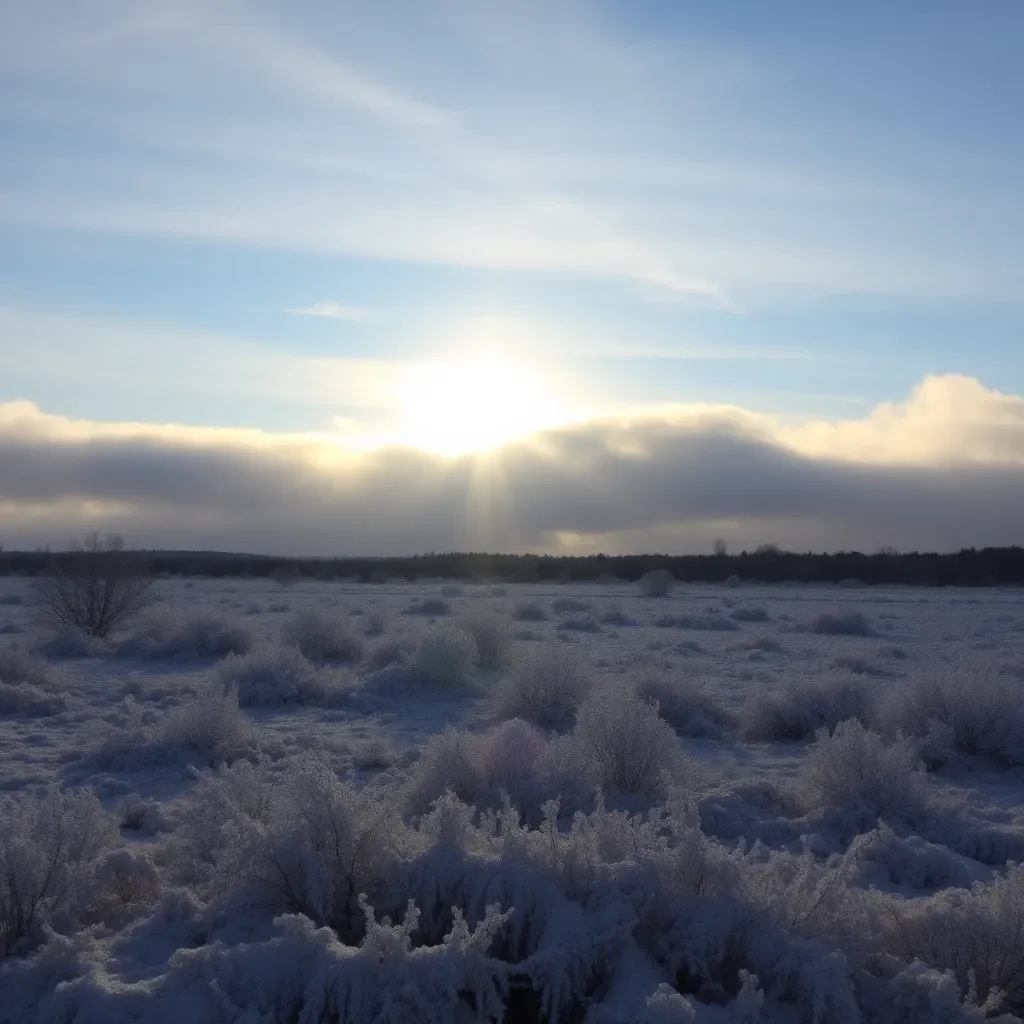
[1, 575, 1023, 1022]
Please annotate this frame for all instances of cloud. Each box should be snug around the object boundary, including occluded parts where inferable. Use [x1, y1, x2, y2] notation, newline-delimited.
[1, 375, 1023, 556]
[287, 301, 376, 323]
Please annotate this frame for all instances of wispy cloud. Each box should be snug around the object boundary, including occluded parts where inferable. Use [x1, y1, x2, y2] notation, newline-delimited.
[287, 301, 376, 323]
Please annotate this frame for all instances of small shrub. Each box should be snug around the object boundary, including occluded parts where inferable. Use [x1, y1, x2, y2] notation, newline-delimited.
[220, 646, 334, 706]
[440, 584, 464, 598]
[808, 611, 876, 637]
[0, 786, 118, 954]
[459, 609, 511, 668]
[32, 532, 152, 638]
[407, 597, 451, 617]
[513, 601, 548, 622]
[799, 719, 928, 827]
[730, 605, 770, 623]
[638, 569, 674, 597]
[573, 687, 679, 795]
[283, 608, 364, 664]
[743, 676, 877, 742]
[35, 627, 103, 659]
[496, 645, 592, 731]
[416, 624, 478, 687]
[551, 596, 590, 614]
[636, 674, 734, 738]
[884, 664, 1024, 767]
[118, 610, 253, 660]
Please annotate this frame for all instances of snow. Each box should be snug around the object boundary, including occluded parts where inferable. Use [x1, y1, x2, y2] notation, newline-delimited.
[1, 575, 1024, 1021]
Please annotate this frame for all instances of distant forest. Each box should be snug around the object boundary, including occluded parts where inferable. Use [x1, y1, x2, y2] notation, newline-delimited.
[4, 544, 1024, 587]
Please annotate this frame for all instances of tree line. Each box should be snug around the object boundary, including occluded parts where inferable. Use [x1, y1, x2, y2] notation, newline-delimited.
[4, 543, 1024, 587]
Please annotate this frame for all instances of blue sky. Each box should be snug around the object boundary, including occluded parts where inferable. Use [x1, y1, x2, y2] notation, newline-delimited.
[1, 0, 1023, 553]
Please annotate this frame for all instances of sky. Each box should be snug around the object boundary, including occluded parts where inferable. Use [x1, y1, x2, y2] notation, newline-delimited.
[1, 0, 1023, 556]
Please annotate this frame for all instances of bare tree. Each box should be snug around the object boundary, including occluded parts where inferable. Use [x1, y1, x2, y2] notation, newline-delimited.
[712, 537, 728, 558]
[33, 533, 153, 638]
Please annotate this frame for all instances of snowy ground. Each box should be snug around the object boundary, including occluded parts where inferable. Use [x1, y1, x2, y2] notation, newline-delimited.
[1, 575, 1023, 1022]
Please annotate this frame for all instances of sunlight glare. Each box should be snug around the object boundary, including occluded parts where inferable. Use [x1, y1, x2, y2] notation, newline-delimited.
[393, 358, 563, 455]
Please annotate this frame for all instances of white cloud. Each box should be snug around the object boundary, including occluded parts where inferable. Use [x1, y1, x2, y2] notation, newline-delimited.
[287, 301, 376, 323]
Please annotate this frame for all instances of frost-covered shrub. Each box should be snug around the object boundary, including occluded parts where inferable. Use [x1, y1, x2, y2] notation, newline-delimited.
[179, 757, 402, 939]
[440, 583, 464, 598]
[363, 610, 387, 636]
[878, 863, 1024, 1014]
[730, 604, 770, 622]
[0, 647, 52, 688]
[366, 637, 414, 672]
[416, 624, 478, 687]
[97, 689, 254, 770]
[808, 610, 876, 637]
[118, 609, 253, 660]
[884, 664, 1024, 767]
[0, 786, 117, 954]
[573, 688, 680, 795]
[459, 609, 511, 668]
[799, 719, 928, 828]
[513, 601, 548, 622]
[283, 608, 364, 664]
[0, 647, 67, 716]
[94, 848, 160, 908]
[35, 627, 104, 659]
[406, 720, 551, 818]
[551, 596, 590, 614]
[496, 645, 592, 731]
[636, 674, 734, 738]
[674, 613, 738, 631]
[220, 646, 337, 706]
[743, 675, 877, 741]
[407, 597, 450, 616]
[638, 569, 674, 597]
[599, 604, 634, 626]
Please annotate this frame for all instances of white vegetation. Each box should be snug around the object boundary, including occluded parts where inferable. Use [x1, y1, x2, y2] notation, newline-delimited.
[638, 569, 675, 597]
[283, 608, 365, 664]
[416, 623, 479, 687]
[495, 644, 593, 731]
[1, 577, 1024, 1022]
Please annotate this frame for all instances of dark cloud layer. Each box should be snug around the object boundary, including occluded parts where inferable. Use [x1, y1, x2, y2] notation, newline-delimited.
[3, 377, 1024, 555]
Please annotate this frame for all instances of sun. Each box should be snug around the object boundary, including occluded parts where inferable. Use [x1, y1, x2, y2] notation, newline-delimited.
[392, 357, 564, 456]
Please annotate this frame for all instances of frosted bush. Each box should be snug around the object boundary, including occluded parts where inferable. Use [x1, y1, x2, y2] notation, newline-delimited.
[35, 627, 103, 659]
[877, 863, 1024, 1014]
[551, 596, 590, 614]
[799, 719, 929, 828]
[284, 608, 364, 664]
[407, 719, 550, 817]
[407, 597, 450, 616]
[0, 647, 53, 687]
[496, 645, 593, 731]
[884, 664, 1024, 767]
[366, 637, 414, 671]
[638, 569, 675, 597]
[94, 848, 160, 907]
[636, 674, 734, 738]
[808, 610, 876, 636]
[416, 624, 478, 687]
[219, 645, 336, 706]
[0, 786, 117, 954]
[118, 609, 253, 660]
[513, 600, 548, 621]
[730, 604, 770, 622]
[0, 647, 66, 716]
[743, 675, 877, 741]
[97, 689, 254, 770]
[459, 609, 512, 668]
[573, 687, 680, 795]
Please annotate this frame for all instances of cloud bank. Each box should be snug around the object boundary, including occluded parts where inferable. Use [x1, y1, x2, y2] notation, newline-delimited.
[2, 375, 1023, 556]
